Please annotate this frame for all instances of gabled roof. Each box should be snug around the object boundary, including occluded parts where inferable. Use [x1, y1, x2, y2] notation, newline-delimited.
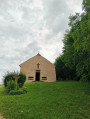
[19, 53, 54, 67]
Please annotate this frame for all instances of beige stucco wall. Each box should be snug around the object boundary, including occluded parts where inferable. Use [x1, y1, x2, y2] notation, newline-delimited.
[20, 54, 56, 82]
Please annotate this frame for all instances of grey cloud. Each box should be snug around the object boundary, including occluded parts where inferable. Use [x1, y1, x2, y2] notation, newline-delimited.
[41, 0, 74, 41]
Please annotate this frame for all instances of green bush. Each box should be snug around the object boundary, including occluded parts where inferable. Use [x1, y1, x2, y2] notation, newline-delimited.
[18, 73, 26, 88]
[21, 86, 28, 93]
[6, 80, 19, 92]
[4, 72, 15, 87]
[3, 72, 26, 88]
[9, 89, 25, 95]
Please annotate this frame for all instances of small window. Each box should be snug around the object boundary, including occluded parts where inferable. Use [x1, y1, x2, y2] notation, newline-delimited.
[42, 77, 47, 80]
[28, 76, 34, 80]
[42, 77, 47, 78]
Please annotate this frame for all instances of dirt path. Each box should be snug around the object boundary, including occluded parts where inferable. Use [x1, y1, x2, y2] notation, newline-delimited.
[0, 113, 5, 119]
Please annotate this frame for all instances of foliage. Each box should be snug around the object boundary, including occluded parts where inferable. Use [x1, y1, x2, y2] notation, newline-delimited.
[55, 55, 71, 80]
[3, 72, 15, 87]
[18, 73, 26, 88]
[6, 80, 19, 92]
[9, 89, 25, 95]
[3, 71, 26, 88]
[21, 86, 28, 93]
[55, 0, 90, 81]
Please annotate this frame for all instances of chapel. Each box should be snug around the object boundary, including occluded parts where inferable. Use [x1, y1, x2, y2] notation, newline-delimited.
[19, 53, 56, 82]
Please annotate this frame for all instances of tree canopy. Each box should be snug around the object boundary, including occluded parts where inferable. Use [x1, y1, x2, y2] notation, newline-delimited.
[55, 0, 90, 81]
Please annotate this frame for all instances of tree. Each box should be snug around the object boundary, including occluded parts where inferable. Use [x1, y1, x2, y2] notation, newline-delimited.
[55, 0, 90, 81]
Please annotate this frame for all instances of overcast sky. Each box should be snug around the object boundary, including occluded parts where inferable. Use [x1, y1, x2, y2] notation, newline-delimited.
[0, 0, 82, 83]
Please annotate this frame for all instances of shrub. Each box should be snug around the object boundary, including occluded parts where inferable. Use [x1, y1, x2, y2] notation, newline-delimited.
[3, 72, 26, 88]
[9, 89, 25, 95]
[18, 73, 26, 88]
[6, 80, 19, 92]
[4, 72, 15, 87]
[21, 86, 28, 93]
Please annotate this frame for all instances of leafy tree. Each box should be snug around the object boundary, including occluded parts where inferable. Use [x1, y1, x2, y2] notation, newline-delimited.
[55, 55, 68, 80]
[55, 0, 90, 81]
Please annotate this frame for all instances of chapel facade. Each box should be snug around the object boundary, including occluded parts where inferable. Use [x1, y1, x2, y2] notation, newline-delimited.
[19, 53, 56, 82]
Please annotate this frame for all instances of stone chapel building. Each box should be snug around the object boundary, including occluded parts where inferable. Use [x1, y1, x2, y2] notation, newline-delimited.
[19, 53, 56, 82]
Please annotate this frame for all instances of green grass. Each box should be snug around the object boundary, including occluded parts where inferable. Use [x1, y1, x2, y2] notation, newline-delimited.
[0, 81, 90, 119]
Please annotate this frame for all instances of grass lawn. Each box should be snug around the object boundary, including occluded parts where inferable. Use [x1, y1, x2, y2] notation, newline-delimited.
[0, 81, 90, 119]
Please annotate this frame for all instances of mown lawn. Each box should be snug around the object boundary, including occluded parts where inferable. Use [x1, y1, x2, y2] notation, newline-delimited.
[0, 81, 90, 119]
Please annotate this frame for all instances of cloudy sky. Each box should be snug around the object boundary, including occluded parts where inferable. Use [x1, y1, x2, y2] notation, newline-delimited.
[0, 0, 82, 83]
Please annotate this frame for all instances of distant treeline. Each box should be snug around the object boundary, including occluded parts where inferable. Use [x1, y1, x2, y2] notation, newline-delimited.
[55, 0, 90, 81]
